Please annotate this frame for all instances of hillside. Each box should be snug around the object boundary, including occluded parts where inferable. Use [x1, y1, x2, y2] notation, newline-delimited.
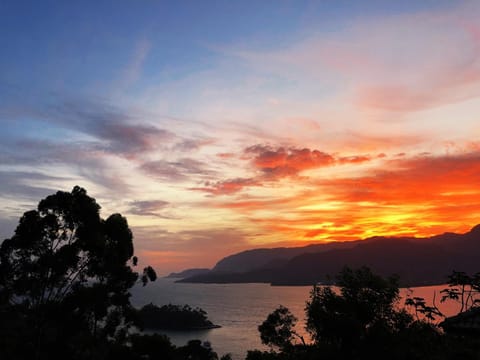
[179, 225, 480, 286]
[212, 241, 361, 273]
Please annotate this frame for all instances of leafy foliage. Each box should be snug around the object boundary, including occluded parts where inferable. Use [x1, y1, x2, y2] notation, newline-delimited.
[305, 266, 410, 351]
[440, 271, 480, 312]
[0, 186, 157, 360]
[405, 296, 443, 322]
[253, 267, 480, 360]
[138, 303, 218, 330]
[258, 305, 304, 350]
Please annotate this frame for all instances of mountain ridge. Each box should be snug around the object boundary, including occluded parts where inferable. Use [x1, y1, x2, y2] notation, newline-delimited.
[179, 225, 480, 286]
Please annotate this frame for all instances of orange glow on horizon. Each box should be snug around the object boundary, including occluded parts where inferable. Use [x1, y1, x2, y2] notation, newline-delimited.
[208, 150, 480, 248]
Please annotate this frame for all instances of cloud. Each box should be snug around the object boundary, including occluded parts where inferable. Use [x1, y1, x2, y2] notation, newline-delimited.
[190, 178, 260, 195]
[0, 170, 68, 201]
[117, 39, 151, 92]
[201, 149, 480, 243]
[173, 137, 216, 152]
[191, 144, 376, 195]
[51, 100, 176, 158]
[246, 144, 377, 178]
[320, 151, 480, 204]
[339, 132, 425, 152]
[128, 200, 172, 218]
[338, 155, 372, 164]
[246, 144, 335, 176]
[140, 158, 215, 182]
[0, 137, 131, 194]
[1, 94, 179, 161]
[216, 152, 235, 159]
[230, 2, 480, 113]
[93, 122, 173, 157]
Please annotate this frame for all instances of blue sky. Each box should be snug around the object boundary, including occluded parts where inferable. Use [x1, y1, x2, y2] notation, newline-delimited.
[1, 0, 456, 96]
[2, 1, 480, 273]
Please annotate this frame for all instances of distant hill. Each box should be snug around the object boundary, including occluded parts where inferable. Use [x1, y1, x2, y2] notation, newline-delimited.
[165, 268, 210, 279]
[179, 225, 480, 286]
[212, 241, 361, 273]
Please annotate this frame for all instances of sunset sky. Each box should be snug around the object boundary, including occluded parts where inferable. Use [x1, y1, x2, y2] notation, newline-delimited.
[2, 1, 480, 274]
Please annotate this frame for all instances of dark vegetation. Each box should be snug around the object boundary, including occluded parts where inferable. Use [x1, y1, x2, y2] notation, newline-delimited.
[180, 226, 480, 286]
[2, 187, 480, 359]
[249, 267, 480, 360]
[138, 303, 220, 330]
[0, 187, 224, 360]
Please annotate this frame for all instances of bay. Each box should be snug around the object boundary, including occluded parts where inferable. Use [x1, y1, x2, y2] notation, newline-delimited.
[131, 278, 462, 360]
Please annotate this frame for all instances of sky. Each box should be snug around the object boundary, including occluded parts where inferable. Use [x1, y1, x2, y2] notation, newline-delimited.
[1, 0, 480, 274]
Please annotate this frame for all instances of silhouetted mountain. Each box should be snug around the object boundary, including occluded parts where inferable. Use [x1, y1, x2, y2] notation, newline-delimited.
[179, 225, 480, 286]
[212, 241, 362, 273]
[165, 268, 210, 278]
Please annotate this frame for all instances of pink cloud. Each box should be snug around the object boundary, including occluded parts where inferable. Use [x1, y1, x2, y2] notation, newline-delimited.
[192, 144, 375, 195]
[246, 144, 335, 174]
[235, 2, 480, 113]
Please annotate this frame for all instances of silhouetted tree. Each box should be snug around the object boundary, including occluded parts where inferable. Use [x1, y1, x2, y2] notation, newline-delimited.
[0, 186, 156, 360]
[441, 270, 480, 313]
[258, 305, 305, 351]
[306, 267, 411, 352]
[252, 267, 480, 360]
[405, 296, 443, 322]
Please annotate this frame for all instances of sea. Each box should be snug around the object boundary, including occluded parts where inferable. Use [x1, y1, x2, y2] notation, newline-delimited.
[131, 278, 461, 360]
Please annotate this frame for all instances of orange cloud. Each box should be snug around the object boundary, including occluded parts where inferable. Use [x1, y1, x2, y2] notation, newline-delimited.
[246, 145, 335, 174]
[208, 150, 480, 245]
[192, 145, 376, 195]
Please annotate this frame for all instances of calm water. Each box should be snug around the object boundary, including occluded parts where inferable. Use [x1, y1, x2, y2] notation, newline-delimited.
[131, 278, 461, 359]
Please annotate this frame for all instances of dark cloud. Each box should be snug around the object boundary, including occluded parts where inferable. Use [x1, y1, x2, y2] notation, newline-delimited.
[128, 200, 172, 218]
[0, 170, 71, 201]
[0, 96, 220, 194]
[0, 138, 130, 193]
[51, 100, 176, 157]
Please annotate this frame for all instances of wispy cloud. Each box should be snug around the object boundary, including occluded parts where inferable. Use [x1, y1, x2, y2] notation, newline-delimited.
[0, 170, 70, 201]
[191, 178, 260, 196]
[51, 100, 176, 158]
[140, 158, 216, 182]
[127, 199, 173, 219]
[117, 39, 151, 92]
[229, 2, 480, 114]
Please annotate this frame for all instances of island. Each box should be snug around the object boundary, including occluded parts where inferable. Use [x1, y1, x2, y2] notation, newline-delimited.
[137, 303, 221, 330]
